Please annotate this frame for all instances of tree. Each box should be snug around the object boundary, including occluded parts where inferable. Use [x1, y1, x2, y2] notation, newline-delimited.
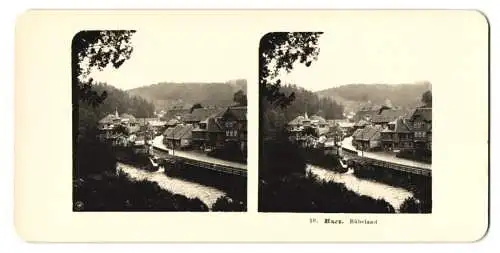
[259, 32, 323, 108]
[421, 90, 432, 107]
[190, 103, 203, 113]
[72, 30, 136, 106]
[233, 90, 247, 106]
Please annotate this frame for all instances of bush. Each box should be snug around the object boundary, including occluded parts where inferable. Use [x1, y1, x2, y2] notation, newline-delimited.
[399, 197, 421, 213]
[259, 138, 307, 180]
[75, 136, 117, 178]
[212, 196, 247, 212]
[73, 173, 209, 212]
[259, 172, 395, 213]
[259, 138, 396, 213]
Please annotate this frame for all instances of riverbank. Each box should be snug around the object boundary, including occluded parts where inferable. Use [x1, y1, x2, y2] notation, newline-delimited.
[307, 165, 413, 212]
[117, 163, 226, 209]
[351, 163, 432, 213]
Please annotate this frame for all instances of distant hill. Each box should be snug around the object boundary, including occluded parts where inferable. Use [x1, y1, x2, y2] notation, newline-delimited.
[128, 79, 247, 110]
[315, 82, 431, 113]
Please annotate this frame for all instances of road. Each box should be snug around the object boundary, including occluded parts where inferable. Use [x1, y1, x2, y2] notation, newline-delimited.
[340, 137, 432, 170]
[151, 136, 247, 170]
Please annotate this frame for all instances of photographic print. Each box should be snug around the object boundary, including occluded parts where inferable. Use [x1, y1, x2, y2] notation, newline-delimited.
[72, 30, 247, 212]
[15, 10, 487, 242]
[259, 32, 432, 213]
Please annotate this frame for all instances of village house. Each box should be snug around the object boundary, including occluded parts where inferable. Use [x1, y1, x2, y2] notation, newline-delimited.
[353, 119, 370, 130]
[287, 112, 332, 139]
[380, 117, 413, 151]
[371, 108, 407, 128]
[335, 120, 355, 137]
[220, 106, 247, 154]
[98, 109, 140, 142]
[182, 107, 225, 127]
[163, 124, 194, 149]
[408, 107, 432, 152]
[191, 112, 225, 151]
[352, 125, 383, 151]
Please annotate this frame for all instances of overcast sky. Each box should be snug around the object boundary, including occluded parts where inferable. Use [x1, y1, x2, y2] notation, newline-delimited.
[88, 11, 481, 92]
[88, 28, 254, 90]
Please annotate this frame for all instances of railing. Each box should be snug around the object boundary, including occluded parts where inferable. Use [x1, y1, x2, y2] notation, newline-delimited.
[363, 156, 431, 177]
[340, 147, 431, 177]
[183, 159, 247, 177]
[151, 146, 247, 177]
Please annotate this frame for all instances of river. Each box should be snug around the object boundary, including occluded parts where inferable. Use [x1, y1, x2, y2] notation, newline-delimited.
[307, 164, 413, 211]
[116, 162, 412, 212]
[117, 162, 226, 209]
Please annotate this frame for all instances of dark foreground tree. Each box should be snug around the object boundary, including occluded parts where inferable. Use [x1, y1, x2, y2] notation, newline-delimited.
[421, 90, 432, 107]
[233, 90, 247, 106]
[74, 172, 209, 211]
[259, 32, 323, 108]
[72, 30, 136, 106]
[212, 196, 246, 212]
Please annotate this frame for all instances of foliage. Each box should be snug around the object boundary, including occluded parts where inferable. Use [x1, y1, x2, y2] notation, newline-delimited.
[421, 90, 432, 107]
[128, 80, 248, 110]
[399, 197, 422, 213]
[259, 32, 323, 108]
[233, 89, 247, 106]
[260, 85, 344, 138]
[259, 171, 395, 213]
[74, 133, 117, 179]
[259, 137, 307, 180]
[212, 196, 246, 212]
[73, 172, 209, 211]
[84, 83, 155, 118]
[316, 82, 432, 111]
[190, 103, 203, 113]
[277, 84, 344, 121]
[72, 30, 136, 105]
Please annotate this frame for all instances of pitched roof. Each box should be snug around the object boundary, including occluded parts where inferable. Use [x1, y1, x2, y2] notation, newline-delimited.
[172, 125, 193, 140]
[411, 107, 432, 122]
[371, 109, 406, 123]
[163, 127, 176, 137]
[338, 122, 355, 128]
[352, 129, 364, 139]
[354, 119, 370, 127]
[222, 106, 247, 121]
[99, 114, 119, 124]
[187, 107, 225, 122]
[354, 109, 378, 121]
[164, 124, 193, 140]
[394, 118, 411, 133]
[120, 113, 136, 122]
[166, 118, 180, 126]
[289, 115, 305, 126]
[358, 125, 382, 141]
[310, 115, 326, 123]
[206, 117, 224, 133]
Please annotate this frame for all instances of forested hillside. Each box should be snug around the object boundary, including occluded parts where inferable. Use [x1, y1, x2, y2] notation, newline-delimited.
[316, 82, 431, 112]
[128, 79, 247, 110]
[261, 84, 344, 136]
[77, 83, 155, 142]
